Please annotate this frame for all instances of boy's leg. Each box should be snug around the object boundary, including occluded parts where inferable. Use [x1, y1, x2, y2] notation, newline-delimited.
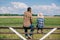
[37, 25, 43, 33]
[37, 28, 40, 33]
[37, 24, 41, 33]
[38, 23, 44, 33]
[37, 28, 43, 33]
[36, 24, 40, 33]
[41, 28, 43, 33]
[41, 23, 44, 33]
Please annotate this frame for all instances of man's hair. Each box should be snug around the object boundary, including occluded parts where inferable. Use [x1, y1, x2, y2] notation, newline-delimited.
[27, 7, 31, 11]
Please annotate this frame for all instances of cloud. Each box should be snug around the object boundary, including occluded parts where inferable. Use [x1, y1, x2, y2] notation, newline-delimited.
[0, 2, 28, 14]
[11, 2, 28, 9]
[32, 3, 60, 10]
[0, 7, 10, 13]
[32, 3, 60, 15]
[0, 2, 60, 15]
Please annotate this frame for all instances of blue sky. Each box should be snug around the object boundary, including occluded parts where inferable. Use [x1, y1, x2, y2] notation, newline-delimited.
[0, 0, 60, 15]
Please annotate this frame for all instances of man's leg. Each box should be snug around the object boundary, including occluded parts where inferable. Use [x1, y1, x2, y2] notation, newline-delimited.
[24, 27, 28, 38]
[27, 24, 34, 39]
[29, 24, 34, 36]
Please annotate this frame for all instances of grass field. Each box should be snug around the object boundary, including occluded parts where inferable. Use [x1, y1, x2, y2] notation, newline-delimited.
[0, 16, 60, 27]
[0, 16, 60, 40]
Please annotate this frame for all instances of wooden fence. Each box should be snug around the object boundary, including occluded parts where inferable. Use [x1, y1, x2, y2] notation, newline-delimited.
[0, 27, 60, 40]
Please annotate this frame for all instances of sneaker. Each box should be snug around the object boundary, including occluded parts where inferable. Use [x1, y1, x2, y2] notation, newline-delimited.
[28, 35, 32, 39]
[37, 30, 41, 33]
[41, 31, 43, 33]
[26, 36, 28, 39]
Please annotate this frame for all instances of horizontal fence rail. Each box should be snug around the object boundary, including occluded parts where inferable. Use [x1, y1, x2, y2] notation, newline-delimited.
[0, 38, 60, 40]
[0, 27, 60, 29]
[0, 27, 60, 34]
[0, 32, 60, 34]
[0, 27, 60, 40]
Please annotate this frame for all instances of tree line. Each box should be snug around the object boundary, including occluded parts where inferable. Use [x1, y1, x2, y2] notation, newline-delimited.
[0, 14, 60, 16]
[0, 14, 37, 16]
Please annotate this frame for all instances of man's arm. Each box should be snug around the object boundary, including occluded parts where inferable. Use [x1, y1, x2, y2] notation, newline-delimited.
[30, 17, 32, 24]
[30, 14, 32, 24]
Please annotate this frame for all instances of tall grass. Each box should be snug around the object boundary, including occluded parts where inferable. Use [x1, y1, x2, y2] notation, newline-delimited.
[0, 17, 60, 39]
[0, 17, 60, 27]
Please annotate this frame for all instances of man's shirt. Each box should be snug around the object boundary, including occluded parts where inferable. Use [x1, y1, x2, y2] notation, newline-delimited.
[23, 11, 32, 27]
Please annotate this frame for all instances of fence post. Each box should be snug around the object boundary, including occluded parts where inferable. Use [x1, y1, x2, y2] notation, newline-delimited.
[9, 27, 27, 40]
[39, 28, 57, 40]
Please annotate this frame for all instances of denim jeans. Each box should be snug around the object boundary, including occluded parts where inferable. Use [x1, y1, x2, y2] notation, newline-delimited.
[23, 24, 34, 36]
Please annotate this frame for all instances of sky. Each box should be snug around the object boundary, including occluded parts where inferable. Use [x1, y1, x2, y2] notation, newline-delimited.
[0, 0, 60, 15]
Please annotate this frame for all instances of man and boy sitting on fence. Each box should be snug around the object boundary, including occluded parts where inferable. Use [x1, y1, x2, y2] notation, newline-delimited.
[23, 7, 44, 39]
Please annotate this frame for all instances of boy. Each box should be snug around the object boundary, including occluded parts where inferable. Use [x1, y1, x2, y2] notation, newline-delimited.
[37, 13, 44, 33]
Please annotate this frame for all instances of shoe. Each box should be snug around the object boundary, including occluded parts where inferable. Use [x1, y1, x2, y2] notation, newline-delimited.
[26, 36, 28, 39]
[28, 35, 32, 39]
[41, 31, 43, 33]
[37, 30, 41, 33]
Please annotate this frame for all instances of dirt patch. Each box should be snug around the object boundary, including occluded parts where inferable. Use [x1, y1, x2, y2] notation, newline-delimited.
[0, 16, 60, 18]
[0, 16, 23, 18]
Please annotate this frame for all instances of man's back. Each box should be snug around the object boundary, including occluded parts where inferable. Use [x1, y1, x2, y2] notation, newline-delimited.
[23, 11, 32, 27]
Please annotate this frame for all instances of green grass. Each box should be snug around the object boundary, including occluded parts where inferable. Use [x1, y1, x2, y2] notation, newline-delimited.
[0, 18, 23, 27]
[0, 17, 60, 27]
[0, 16, 60, 40]
[0, 29, 60, 39]
[0, 34, 20, 39]
[45, 18, 60, 26]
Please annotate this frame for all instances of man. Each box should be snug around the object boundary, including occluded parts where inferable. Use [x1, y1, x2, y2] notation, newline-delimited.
[23, 7, 34, 39]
